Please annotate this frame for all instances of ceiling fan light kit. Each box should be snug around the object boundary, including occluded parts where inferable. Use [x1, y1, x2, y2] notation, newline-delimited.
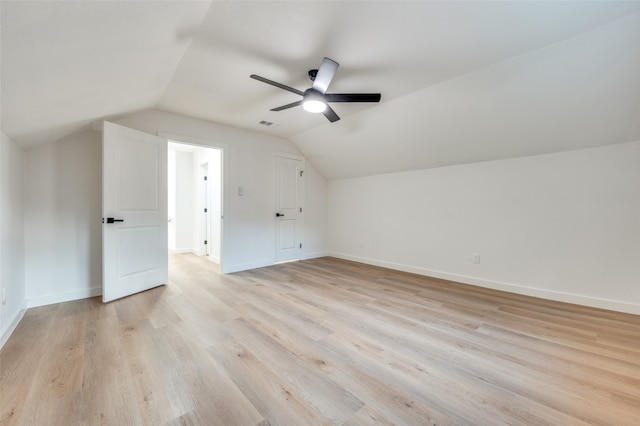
[251, 57, 381, 122]
[302, 89, 327, 113]
[303, 99, 327, 113]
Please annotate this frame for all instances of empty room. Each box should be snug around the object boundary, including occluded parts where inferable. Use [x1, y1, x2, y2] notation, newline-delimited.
[1, 1, 639, 425]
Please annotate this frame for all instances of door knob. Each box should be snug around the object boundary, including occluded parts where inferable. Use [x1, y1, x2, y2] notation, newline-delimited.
[276, 213, 285, 217]
[105, 217, 124, 224]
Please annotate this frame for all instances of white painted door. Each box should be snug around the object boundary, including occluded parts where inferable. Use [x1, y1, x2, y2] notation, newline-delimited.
[274, 154, 304, 263]
[102, 122, 168, 303]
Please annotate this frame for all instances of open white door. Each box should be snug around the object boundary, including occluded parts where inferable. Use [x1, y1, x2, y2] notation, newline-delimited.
[274, 154, 304, 263]
[102, 122, 168, 303]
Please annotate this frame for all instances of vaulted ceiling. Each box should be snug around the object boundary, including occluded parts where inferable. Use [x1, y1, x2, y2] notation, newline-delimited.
[2, 1, 640, 179]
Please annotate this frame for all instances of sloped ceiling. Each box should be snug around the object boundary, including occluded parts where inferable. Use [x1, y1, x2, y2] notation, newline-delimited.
[2, 1, 640, 179]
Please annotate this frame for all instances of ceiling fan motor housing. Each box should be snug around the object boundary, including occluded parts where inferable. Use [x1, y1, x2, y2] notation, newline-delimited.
[303, 88, 323, 101]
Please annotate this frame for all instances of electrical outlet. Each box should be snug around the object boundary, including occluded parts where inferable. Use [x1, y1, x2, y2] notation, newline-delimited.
[471, 253, 480, 264]
[2, 288, 6, 305]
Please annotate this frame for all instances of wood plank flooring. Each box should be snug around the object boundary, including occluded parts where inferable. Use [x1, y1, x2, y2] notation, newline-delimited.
[1, 253, 639, 425]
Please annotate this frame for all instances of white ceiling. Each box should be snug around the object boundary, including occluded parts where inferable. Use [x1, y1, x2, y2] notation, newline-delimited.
[2, 1, 640, 179]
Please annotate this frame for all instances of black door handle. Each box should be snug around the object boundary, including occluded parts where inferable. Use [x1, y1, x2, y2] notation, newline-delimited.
[276, 213, 285, 217]
[105, 217, 124, 224]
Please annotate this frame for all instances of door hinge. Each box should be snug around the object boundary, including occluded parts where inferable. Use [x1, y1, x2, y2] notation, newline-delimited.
[299, 207, 302, 213]
[204, 240, 208, 245]
[204, 208, 208, 213]
[204, 176, 208, 181]
[299, 243, 302, 249]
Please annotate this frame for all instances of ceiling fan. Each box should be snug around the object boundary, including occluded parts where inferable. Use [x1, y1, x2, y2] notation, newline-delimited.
[250, 57, 381, 122]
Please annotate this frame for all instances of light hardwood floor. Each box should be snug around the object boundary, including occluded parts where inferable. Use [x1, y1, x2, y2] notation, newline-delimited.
[1, 254, 639, 425]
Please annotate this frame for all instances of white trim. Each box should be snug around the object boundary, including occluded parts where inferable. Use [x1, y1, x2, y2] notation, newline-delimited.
[329, 252, 640, 315]
[160, 131, 227, 275]
[28, 286, 102, 309]
[160, 132, 226, 151]
[0, 300, 28, 350]
[223, 259, 272, 274]
[301, 251, 328, 260]
[272, 152, 306, 265]
[272, 151, 305, 161]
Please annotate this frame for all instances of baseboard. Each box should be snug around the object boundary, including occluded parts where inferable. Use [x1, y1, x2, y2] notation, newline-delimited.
[223, 252, 327, 274]
[1, 300, 28, 349]
[301, 251, 328, 260]
[329, 252, 640, 315]
[223, 259, 272, 274]
[27, 286, 102, 308]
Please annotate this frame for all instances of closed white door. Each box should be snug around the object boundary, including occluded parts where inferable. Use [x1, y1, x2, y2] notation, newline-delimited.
[102, 122, 168, 303]
[274, 154, 304, 263]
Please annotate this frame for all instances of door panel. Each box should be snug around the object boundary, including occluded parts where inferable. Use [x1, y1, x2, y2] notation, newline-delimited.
[103, 121, 168, 303]
[277, 219, 297, 250]
[117, 139, 160, 210]
[118, 227, 163, 276]
[278, 161, 297, 208]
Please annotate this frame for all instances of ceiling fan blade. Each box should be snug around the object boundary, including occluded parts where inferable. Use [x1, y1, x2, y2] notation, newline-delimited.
[322, 105, 340, 122]
[270, 100, 303, 111]
[250, 74, 304, 96]
[324, 93, 381, 103]
[312, 57, 339, 94]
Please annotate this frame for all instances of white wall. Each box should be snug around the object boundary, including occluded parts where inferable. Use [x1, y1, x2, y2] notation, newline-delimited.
[174, 151, 196, 252]
[19, 109, 327, 306]
[24, 130, 102, 306]
[168, 150, 177, 249]
[116, 109, 327, 273]
[328, 141, 640, 314]
[0, 131, 26, 347]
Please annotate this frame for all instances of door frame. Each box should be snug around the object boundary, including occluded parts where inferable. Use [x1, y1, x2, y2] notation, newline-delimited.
[199, 161, 210, 257]
[160, 132, 227, 273]
[272, 152, 305, 264]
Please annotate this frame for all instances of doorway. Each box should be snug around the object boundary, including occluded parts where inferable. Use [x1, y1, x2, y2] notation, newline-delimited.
[167, 141, 223, 271]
